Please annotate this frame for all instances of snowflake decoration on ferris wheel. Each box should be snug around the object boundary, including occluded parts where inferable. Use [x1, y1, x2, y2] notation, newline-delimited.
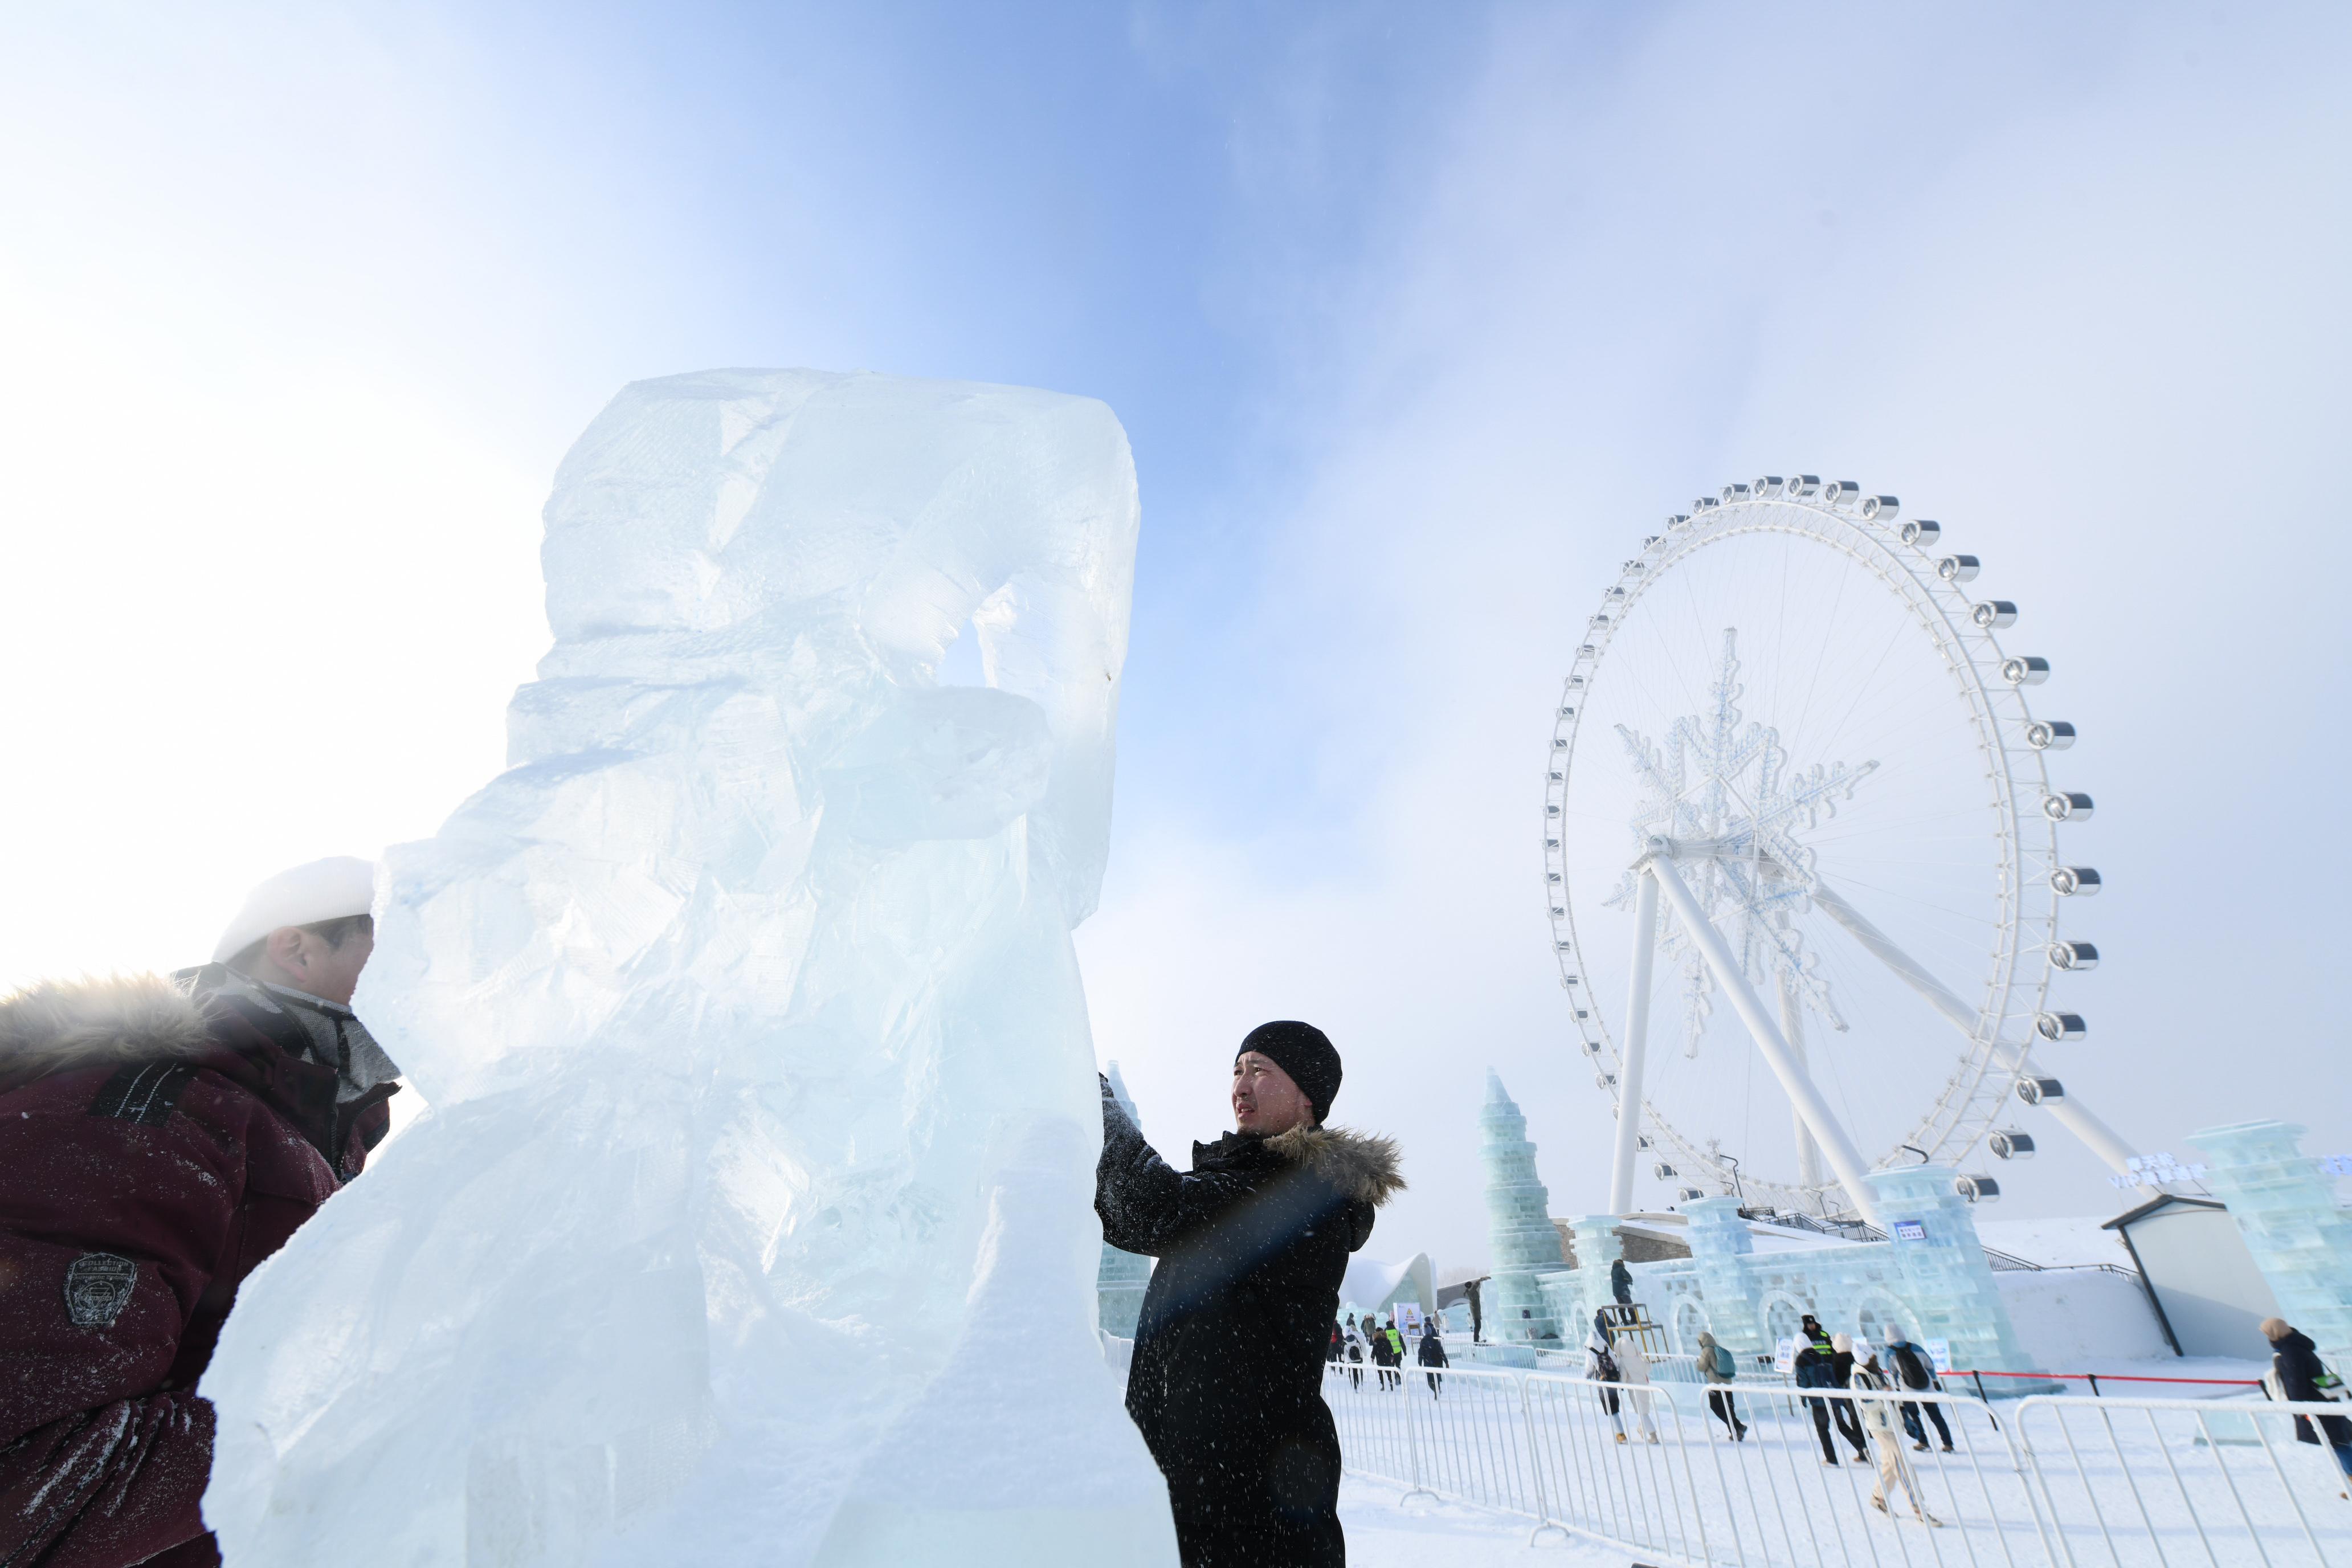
[1602, 628, 1878, 1056]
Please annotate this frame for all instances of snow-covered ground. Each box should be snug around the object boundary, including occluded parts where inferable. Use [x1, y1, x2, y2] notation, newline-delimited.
[1340, 1476, 1610, 1565]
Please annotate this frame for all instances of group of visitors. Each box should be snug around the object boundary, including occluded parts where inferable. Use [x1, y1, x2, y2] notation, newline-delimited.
[1329, 1312, 1449, 1395]
[1587, 1304, 2352, 1531]
[1788, 1312, 1951, 1524]
[1576, 1304, 1954, 1526]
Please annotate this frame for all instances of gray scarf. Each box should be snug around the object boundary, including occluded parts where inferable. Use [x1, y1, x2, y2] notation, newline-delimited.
[217, 968, 402, 1102]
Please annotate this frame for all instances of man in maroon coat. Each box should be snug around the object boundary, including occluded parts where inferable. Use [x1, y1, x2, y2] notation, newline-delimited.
[0, 858, 400, 1567]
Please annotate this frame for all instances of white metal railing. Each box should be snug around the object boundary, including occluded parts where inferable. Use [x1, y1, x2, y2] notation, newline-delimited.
[2012, 1395, 2352, 1568]
[1324, 1363, 2352, 1568]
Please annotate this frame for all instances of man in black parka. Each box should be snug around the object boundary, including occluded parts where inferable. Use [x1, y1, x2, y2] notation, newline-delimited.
[1097, 1021, 1403, 1568]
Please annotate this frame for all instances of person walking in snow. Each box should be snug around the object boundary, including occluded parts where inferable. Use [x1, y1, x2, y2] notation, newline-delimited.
[1345, 1333, 1365, 1390]
[1697, 1329, 1747, 1440]
[1375, 1319, 1405, 1389]
[1853, 1350, 1943, 1525]
[1615, 1326, 1661, 1443]
[2263, 1317, 2352, 1492]
[1881, 1325, 1954, 1453]
[1417, 1319, 1449, 1396]
[1382, 1318, 1407, 1388]
[1097, 1020, 1403, 1568]
[0, 859, 400, 1568]
[1795, 1324, 1868, 1465]
[1830, 1333, 1872, 1453]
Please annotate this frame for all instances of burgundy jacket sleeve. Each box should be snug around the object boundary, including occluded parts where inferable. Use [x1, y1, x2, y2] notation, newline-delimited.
[0, 1064, 251, 1566]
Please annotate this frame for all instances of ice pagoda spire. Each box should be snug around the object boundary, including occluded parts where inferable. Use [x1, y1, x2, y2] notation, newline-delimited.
[1481, 1069, 1567, 1344]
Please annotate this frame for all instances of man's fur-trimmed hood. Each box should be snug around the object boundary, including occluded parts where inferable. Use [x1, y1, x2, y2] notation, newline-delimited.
[1266, 1123, 1405, 1207]
[0, 973, 214, 1088]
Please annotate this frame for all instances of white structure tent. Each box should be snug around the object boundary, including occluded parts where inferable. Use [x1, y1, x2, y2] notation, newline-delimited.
[1342, 1253, 1435, 1327]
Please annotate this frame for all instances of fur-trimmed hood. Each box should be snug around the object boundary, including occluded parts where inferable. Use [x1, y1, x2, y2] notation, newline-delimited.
[0, 973, 215, 1088]
[1265, 1122, 1405, 1207]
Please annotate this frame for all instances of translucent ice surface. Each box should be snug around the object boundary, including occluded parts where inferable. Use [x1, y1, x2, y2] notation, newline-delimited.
[198, 369, 1176, 1567]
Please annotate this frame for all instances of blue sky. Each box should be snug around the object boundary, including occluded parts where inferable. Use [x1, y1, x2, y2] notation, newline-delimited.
[3, 2, 2347, 1269]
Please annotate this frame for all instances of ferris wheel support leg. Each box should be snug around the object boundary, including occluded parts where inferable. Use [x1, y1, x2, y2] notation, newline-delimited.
[1810, 882, 1979, 1035]
[1778, 967, 1826, 1194]
[1647, 851, 1886, 1231]
[1607, 869, 1660, 1216]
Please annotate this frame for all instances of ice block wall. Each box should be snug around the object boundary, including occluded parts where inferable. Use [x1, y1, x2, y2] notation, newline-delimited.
[2194, 1120, 2352, 1369]
[199, 369, 1177, 1567]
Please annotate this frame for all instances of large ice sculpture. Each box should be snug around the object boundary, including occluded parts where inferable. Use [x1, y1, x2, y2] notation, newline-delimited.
[198, 369, 1178, 1567]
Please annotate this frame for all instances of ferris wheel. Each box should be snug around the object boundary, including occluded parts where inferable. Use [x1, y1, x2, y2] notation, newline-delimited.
[1543, 478, 2141, 1228]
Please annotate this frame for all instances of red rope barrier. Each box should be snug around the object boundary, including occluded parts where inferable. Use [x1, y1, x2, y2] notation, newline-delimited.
[1952, 1369, 2261, 1387]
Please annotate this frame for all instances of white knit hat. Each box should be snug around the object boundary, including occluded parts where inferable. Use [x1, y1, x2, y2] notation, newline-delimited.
[212, 856, 379, 963]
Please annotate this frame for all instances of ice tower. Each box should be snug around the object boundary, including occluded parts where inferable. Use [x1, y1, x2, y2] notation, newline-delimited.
[2194, 1120, 2352, 1367]
[1097, 1063, 1151, 1338]
[1481, 1069, 1568, 1344]
[197, 369, 1178, 1567]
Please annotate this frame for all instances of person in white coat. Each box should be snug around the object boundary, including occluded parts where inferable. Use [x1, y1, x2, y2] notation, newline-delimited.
[1853, 1352, 1942, 1525]
[1616, 1333, 1661, 1444]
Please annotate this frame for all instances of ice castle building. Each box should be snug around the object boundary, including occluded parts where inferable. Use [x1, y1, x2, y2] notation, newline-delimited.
[1097, 1062, 1152, 1338]
[1481, 1069, 1569, 1344]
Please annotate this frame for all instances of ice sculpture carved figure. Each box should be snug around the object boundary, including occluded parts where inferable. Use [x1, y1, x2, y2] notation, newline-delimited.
[198, 369, 1177, 1567]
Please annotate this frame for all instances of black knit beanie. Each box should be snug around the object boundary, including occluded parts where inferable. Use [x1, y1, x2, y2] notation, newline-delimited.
[1237, 1020, 1342, 1125]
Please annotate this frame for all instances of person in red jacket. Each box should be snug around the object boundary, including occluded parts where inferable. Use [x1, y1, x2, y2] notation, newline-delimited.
[0, 858, 399, 1568]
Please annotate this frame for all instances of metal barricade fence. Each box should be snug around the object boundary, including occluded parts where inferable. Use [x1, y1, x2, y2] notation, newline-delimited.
[1324, 1363, 1537, 1515]
[2011, 1395, 2352, 1568]
[1322, 1363, 2352, 1568]
[1404, 1362, 1547, 1515]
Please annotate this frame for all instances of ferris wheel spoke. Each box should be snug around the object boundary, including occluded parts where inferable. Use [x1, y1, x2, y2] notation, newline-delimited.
[1807, 878, 1986, 1040]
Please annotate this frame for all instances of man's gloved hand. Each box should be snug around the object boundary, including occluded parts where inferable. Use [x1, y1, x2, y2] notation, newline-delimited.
[1098, 1071, 1136, 1138]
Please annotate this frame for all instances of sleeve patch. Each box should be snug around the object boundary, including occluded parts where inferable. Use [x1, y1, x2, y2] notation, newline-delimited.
[87, 1063, 197, 1126]
[65, 1252, 141, 1328]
